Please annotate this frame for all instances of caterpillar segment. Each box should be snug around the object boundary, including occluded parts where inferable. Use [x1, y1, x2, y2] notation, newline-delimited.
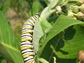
[21, 14, 40, 63]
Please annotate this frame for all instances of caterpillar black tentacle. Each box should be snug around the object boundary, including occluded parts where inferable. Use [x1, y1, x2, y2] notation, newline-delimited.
[21, 14, 40, 63]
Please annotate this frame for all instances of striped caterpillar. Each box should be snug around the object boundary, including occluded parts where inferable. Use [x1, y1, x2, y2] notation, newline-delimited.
[21, 13, 40, 63]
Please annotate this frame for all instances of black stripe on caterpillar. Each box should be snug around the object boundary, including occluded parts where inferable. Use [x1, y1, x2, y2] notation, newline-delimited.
[21, 13, 40, 63]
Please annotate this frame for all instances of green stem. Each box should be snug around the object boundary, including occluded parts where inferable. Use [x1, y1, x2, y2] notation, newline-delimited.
[61, 0, 69, 6]
[39, 0, 59, 21]
[76, 58, 79, 63]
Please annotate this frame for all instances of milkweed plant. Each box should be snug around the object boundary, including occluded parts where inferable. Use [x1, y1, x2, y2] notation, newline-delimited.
[0, 0, 84, 63]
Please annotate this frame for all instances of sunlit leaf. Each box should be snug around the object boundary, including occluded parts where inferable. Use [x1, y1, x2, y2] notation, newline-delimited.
[0, 11, 24, 63]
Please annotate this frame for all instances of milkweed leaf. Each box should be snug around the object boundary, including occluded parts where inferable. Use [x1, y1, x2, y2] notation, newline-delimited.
[0, 11, 24, 63]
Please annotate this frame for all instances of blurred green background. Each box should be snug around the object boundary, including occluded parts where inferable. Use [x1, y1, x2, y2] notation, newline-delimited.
[0, 0, 84, 63]
[0, 0, 45, 63]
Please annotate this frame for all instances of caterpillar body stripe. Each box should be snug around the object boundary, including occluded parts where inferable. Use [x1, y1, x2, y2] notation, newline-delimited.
[21, 13, 40, 63]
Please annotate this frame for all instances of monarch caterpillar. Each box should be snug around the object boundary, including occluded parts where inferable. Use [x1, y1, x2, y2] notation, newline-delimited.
[21, 13, 40, 63]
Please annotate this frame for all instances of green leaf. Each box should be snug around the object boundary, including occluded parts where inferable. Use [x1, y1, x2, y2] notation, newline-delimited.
[48, 0, 59, 9]
[33, 18, 43, 53]
[40, 18, 52, 33]
[49, 25, 84, 63]
[32, 0, 43, 15]
[1, 59, 7, 63]
[38, 15, 84, 57]
[0, 11, 24, 63]
[40, 35, 60, 63]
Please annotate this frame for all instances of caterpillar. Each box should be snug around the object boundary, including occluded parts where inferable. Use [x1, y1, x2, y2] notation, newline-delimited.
[21, 13, 40, 63]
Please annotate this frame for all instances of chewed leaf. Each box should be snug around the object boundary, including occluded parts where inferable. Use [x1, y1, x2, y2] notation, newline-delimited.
[38, 15, 84, 63]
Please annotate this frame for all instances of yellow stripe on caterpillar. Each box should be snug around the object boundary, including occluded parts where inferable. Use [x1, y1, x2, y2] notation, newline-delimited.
[27, 19, 34, 25]
[28, 60, 35, 63]
[22, 30, 33, 34]
[23, 55, 34, 58]
[26, 41, 32, 44]
[24, 21, 33, 26]
[21, 37, 32, 41]
[21, 13, 40, 63]
[22, 25, 33, 29]
[21, 46, 33, 50]
[23, 54, 34, 58]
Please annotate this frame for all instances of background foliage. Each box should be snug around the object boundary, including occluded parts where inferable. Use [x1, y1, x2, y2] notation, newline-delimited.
[0, 0, 84, 63]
